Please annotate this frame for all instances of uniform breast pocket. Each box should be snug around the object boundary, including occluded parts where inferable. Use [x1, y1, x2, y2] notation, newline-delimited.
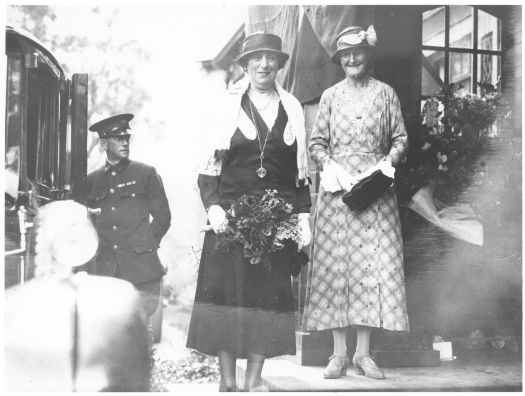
[118, 184, 146, 199]
[118, 184, 147, 220]
[87, 190, 107, 206]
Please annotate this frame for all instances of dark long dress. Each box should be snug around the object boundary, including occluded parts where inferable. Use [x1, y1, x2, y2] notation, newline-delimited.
[186, 95, 311, 358]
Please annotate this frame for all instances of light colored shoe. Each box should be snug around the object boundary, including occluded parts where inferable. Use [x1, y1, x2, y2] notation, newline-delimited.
[352, 354, 385, 379]
[323, 354, 349, 379]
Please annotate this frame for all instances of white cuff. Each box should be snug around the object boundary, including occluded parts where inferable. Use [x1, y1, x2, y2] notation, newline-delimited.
[207, 205, 228, 233]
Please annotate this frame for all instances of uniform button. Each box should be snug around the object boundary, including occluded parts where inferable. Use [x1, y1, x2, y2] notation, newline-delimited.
[113, 225, 117, 230]
[111, 207, 116, 211]
[109, 188, 115, 194]
[113, 245, 118, 249]
[131, 193, 136, 197]
[111, 172, 116, 176]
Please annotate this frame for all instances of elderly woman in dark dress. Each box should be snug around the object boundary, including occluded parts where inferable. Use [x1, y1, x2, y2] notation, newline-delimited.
[302, 26, 409, 380]
[186, 32, 312, 392]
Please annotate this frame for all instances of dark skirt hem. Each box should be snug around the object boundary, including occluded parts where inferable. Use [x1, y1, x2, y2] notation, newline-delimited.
[185, 344, 296, 360]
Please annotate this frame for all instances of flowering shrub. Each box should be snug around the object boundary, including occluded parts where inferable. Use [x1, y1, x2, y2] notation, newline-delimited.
[396, 82, 505, 204]
[216, 189, 301, 272]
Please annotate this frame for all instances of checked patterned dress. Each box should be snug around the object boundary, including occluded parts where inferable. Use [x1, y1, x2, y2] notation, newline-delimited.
[302, 78, 410, 332]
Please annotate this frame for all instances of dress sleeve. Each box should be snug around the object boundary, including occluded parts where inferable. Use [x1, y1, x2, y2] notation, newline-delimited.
[197, 149, 226, 210]
[308, 89, 332, 169]
[198, 174, 220, 211]
[386, 88, 408, 167]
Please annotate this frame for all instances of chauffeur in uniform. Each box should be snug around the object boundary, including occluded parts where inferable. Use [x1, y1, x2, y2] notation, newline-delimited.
[86, 113, 171, 317]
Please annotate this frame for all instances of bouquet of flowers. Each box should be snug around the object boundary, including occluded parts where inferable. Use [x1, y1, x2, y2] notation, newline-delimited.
[216, 189, 301, 272]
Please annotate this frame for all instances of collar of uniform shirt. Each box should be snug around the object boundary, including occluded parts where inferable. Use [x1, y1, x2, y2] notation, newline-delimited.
[104, 158, 131, 173]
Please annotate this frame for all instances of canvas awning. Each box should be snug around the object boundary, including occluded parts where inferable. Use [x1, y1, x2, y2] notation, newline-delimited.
[245, 5, 374, 104]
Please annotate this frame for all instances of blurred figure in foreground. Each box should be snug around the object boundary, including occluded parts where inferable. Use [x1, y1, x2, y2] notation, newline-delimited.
[5, 200, 151, 392]
[86, 113, 171, 319]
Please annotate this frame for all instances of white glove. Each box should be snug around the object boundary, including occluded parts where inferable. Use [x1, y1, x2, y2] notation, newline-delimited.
[319, 161, 342, 193]
[320, 160, 357, 192]
[207, 205, 228, 234]
[333, 162, 358, 191]
[297, 213, 312, 250]
[375, 158, 396, 179]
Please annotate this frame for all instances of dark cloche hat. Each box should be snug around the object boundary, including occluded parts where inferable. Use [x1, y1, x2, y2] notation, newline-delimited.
[234, 32, 289, 66]
[331, 25, 377, 64]
[89, 113, 134, 138]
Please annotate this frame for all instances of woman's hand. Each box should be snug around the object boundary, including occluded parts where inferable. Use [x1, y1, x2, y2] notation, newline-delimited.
[376, 158, 395, 178]
[207, 205, 228, 234]
[297, 213, 312, 250]
[320, 160, 357, 192]
[320, 161, 342, 192]
[364, 158, 395, 179]
[333, 164, 358, 191]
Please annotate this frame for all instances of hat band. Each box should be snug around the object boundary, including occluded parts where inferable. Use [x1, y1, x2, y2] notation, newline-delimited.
[337, 25, 377, 48]
[242, 34, 283, 55]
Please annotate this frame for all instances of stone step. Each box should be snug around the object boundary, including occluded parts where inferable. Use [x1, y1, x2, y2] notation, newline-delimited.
[236, 351, 522, 392]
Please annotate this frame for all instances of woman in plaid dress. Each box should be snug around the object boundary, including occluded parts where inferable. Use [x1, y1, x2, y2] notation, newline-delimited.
[302, 25, 409, 380]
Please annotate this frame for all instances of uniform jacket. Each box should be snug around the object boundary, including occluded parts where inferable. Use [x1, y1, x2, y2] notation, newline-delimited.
[86, 159, 171, 284]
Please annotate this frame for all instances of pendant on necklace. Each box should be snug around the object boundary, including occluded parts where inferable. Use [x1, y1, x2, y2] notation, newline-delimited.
[256, 167, 267, 178]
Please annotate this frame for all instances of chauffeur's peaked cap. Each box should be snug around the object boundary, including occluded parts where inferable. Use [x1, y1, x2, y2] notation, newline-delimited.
[89, 113, 134, 138]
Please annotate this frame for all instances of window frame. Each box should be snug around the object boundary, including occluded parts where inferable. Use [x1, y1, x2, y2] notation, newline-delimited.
[421, 5, 502, 99]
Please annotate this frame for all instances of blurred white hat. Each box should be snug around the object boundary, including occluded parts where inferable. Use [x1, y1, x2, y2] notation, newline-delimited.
[35, 200, 98, 275]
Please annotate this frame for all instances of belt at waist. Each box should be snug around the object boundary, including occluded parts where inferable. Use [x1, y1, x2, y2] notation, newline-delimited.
[332, 149, 384, 157]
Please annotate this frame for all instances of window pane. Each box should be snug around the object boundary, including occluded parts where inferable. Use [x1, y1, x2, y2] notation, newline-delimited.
[35, 71, 59, 187]
[422, 50, 445, 95]
[450, 5, 473, 49]
[449, 52, 472, 93]
[6, 58, 22, 204]
[422, 7, 445, 47]
[478, 9, 501, 51]
[477, 54, 501, 87]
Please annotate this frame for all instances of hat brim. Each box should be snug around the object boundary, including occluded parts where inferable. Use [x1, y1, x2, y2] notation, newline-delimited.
[101, 131, 132, 138]
[331, 43, 374, 64]
[234, 49, 289, 65]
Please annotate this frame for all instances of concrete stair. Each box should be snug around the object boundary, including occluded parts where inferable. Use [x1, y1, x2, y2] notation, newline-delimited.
[236, 350, 522, 392]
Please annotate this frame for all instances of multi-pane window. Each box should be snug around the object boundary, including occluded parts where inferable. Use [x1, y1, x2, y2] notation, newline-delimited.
[421, 6, 502, 98]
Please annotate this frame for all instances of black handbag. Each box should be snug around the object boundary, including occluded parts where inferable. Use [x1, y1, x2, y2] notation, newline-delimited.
[342, 170, 394, 211]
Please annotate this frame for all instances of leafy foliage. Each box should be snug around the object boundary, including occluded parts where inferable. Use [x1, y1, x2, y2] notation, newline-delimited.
[150, 349, 219, 391]
[396, 82, 505, 205]
[7, 5, 151, 159]
[216, 189, 301, 272]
